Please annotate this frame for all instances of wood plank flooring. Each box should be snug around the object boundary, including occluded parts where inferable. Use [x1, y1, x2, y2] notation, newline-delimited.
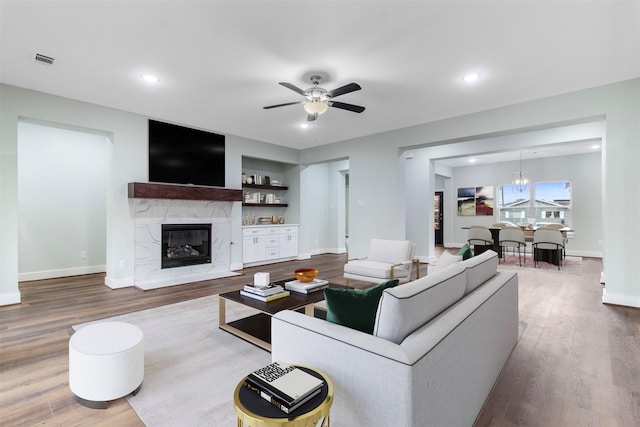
[1, 252, 639, 426]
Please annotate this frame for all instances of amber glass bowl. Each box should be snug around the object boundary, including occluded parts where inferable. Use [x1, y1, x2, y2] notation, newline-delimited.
[294, 268, 318, 282]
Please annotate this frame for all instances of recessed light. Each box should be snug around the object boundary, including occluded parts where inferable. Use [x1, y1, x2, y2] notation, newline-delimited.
[591, 144, 600, 149]
[462, 73, 480, 83]
[299, 123, 309, 129]
[140, 74, 159, 84]
[469, 159, 477, 163]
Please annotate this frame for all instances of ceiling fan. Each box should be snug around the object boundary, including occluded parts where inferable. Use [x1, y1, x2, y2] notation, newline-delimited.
[263, 75, 365, 121]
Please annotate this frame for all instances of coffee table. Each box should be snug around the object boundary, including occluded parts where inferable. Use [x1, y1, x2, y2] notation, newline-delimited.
[219, 281, 349, 351]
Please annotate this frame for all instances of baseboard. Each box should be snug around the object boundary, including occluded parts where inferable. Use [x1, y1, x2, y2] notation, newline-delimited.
[19, 265, 107, 282]
[134, 270, 241, 290]
[602, 288, 640, 308]
[104, 275, 134, 289]
[309, 247, 346, 256]
[0, 291, 22, 306]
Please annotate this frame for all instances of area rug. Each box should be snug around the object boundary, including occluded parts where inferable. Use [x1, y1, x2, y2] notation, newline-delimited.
[498, 253, 582, 273]
[73, 295, 270, 426]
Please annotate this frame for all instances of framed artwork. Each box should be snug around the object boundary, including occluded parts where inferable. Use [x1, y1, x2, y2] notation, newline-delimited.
[457, 187, 476, 216]
[458, 186, 494, 216]
[475, 186, 494, 216]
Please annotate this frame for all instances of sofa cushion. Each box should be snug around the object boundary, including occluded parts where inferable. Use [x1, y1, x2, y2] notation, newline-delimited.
[430, 251, 462, 272]
[460, 249, 498, 294]
[458, 243, 473, 260]
[373, 263, 467, 344]
[324, 279, 399, 334]
[344, 260, 410, 279]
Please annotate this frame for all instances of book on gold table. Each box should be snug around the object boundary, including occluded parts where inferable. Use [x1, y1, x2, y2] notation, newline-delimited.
[239, 290, 290, 302]
[244, 361, 324, 413]
[243, 283, 285, 296]
[284, 279, 329, 294]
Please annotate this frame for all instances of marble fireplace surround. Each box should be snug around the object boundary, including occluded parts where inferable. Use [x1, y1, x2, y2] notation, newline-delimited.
[129, 183, 242, 290]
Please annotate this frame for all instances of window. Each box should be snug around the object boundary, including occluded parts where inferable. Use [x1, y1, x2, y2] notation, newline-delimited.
[498, 181, 571, 228]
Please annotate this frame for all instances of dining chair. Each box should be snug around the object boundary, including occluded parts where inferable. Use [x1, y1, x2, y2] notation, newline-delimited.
[467, 227, 493, 256]
[532, 229, 565, 270]
[498, 227, 527, 266]
[543, 223, 568, 258]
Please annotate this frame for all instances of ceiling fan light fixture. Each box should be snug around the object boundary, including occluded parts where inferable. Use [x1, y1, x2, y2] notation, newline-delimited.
[304, 99, 328, 115]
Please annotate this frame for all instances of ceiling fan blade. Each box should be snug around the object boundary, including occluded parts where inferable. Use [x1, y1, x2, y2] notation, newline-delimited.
[329, 101, 365, 113]
[326, 82, 361, 98]
[307, 113, 318, 122]
[263, 101, 302, 110]
[279, 82, 306, 96]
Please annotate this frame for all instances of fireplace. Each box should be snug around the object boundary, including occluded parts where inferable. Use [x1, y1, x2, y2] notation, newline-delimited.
[161, 224, 211, 269]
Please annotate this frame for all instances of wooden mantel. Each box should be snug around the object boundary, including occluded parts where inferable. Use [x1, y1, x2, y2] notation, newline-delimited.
[128, 182, 242, 202]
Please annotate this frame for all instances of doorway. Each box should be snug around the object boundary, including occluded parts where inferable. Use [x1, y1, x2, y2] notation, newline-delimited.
[434, 191, 443, 245]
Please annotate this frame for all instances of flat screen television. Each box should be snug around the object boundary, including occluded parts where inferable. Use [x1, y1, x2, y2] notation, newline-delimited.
[148, 119, 225, 187]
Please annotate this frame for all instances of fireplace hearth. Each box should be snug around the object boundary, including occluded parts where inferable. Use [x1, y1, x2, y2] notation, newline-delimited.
[161, 224, 212, 269]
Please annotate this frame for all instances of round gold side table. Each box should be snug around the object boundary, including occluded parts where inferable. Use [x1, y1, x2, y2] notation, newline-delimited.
[233, 365, 333, 427]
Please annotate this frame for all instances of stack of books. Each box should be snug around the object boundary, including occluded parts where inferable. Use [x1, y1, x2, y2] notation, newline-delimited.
[284, 279, 329, 294]
[240, 283, 290, 302]
[243, 361, 324, 414]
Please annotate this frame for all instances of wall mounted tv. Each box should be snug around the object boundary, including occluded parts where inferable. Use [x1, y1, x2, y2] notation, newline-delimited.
[148, 119, 225, 187]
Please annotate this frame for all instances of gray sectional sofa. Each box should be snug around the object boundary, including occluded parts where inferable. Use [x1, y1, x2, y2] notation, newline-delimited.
[271, 250, 518, 427]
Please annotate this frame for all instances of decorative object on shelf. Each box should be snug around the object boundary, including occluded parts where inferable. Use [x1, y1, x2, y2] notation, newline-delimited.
[294, 268, 318, 283]
[279, 217, 285, 224]
[258, 217, 272, 224]
[242, 172, 247, 184]
[246, 176, 253, 184]
[272, 216, 279, 224]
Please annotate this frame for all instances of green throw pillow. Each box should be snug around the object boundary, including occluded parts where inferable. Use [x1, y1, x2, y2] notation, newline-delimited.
[324, 279, 399, 334]
[458, 243, 473, 260]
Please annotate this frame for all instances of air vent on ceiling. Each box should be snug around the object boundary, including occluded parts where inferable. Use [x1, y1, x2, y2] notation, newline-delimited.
[34, 53, 55, 65]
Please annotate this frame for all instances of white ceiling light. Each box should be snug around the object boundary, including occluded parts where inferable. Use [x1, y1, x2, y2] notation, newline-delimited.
[140, 74, 159, 84]
[299, 123, 310, 129]
[462, 73, 480, 83]
[303, 99, 329, 115]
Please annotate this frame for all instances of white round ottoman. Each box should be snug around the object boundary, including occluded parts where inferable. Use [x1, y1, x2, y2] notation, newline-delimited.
[69, 321, 144, 409]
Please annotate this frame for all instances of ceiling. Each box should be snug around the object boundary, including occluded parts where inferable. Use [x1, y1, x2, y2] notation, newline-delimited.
[1, 1, 639, 151]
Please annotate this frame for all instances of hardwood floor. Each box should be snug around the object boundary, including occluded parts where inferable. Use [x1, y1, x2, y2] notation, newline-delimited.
[1, 252, 638, 426]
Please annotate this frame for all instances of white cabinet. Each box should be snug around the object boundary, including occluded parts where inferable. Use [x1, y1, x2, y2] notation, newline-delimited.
[242, 225, 298, 266]
[278, 226, 298, 258]
[242, 227, 266, 264]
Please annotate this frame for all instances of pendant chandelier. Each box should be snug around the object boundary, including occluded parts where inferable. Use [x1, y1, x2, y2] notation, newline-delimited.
[512, 151, 529, 192]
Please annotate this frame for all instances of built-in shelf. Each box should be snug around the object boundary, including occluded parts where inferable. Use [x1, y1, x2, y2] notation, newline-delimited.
[242, 184, 289, 191]
[128, 182, 242, 202]
[242, 203, 288, 207]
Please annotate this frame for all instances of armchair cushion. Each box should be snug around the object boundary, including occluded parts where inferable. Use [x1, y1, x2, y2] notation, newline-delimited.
[324, 279, 399, 334]
[367, 239, 413, 264]
[343, 260, 410, 279]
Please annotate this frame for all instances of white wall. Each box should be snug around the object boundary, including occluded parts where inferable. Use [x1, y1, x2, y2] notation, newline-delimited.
[1, 84, 299, 304]
[2, 79, 638, 308]
[447, 152, 602, 257]
[18, 121, 108, 280]
[300, 79, 640, 308]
